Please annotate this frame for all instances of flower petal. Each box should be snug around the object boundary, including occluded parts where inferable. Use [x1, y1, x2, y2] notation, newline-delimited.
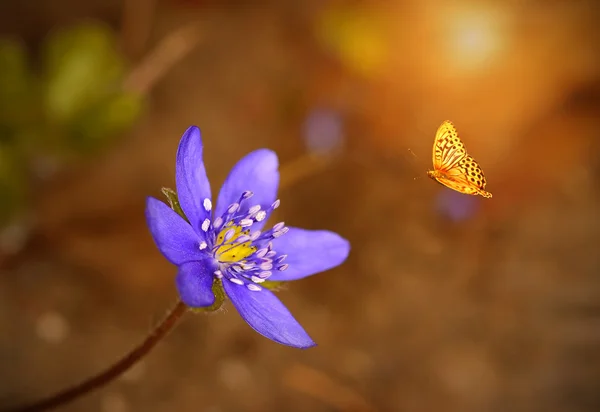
[215, 149, 279, 220]
[175, 126, 212, 235]
[269, 228, 350, 281]
[176, 260, 217, 307]
[223, 280, 315, 348]
[146, 197, 204, 265]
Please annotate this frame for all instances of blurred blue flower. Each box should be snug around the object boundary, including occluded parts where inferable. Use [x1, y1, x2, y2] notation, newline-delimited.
[302, 107, 345, 155]
[435, 188, 480, 222]
[146, 126, 350, 348]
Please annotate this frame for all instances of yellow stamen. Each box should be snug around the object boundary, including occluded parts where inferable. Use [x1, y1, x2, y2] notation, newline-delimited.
[215, 222, 256, 263]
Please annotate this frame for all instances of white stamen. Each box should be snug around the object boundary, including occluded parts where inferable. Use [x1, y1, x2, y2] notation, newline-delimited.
[255, 211, 267, 222]
[213, 217, 223, 229]
[247, 284, 262, 291]
[266, 251, 276, 258]
[229, 278, 244, 285]
[260, 262, 273, 270]
[273, 229, 287, 238]
[255, 248, 268, 258]
[199, 241, 207, 250]
[272, 222, 285, 231]
[203, 198, 212, 212]
[250, 231, 261, 241]
[227, 203, 240, 214]
[242, 191, 253, 199]
[271, 199, 280, 209]
[236, 235, 250, 244]
[201, 219, 211, 232]
[224, 229, 235, 241]
[240, 219, 253, 227]
[214, 270, 223, 279]
[251, 276, 265, 283]
[248, 205, 261, 215]
[278, 264, 289, 271]
[259, 271, 272, 278]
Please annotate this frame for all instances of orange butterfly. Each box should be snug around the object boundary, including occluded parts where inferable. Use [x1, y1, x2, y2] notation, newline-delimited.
[426, 120, 492, 198]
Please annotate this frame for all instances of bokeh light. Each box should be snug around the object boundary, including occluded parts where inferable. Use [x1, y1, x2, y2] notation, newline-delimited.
[315, 5, 388, 77]
[302, 107, 345, 155]
[436, 4, 511, 73]
[435, 188, 481, 222]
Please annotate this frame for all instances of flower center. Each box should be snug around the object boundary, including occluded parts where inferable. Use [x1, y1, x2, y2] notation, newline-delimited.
[199, 191, 290, 292]
[214, 223, 256, 263]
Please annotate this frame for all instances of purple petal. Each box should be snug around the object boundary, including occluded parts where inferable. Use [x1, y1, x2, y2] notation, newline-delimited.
[215, 149, 279, 221]
[175, 126, 212, 235]
[176, 260, 217, 307]
[146, 197, 204, 265]
[223, 280, 315, 348]
[269, 228, 350, 281]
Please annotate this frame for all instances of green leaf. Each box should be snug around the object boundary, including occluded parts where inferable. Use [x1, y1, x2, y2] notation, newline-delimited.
[68, 91, 144, 153]
[0, 38, 36, 131]
[42, 23, 126, 124]
[189, 278, 226, 313]
[161, 187, 188, 222]
[261, 280, 286, 291]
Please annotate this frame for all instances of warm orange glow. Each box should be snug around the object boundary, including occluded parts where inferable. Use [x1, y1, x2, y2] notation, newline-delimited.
[437, 5, 511, 72]
[315, 6, 388, 77]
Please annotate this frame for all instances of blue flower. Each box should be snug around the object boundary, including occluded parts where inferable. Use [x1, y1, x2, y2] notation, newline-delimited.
[146, 126, 350, 348]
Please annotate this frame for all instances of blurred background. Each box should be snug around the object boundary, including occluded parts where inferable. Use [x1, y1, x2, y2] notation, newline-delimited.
[1, 0, 599, 411]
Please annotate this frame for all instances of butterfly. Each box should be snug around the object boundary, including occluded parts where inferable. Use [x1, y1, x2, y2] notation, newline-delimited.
[426, 120, 492, 198]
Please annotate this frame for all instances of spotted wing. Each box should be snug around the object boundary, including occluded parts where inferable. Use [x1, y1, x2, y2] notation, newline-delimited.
[432, 120, 467, 172]
[440, 155, 492, 198]
[434, 174, 481, 196]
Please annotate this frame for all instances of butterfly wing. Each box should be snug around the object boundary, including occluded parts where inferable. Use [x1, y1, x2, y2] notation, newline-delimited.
[432, 120, 467, 172]
[433, 175, 479, 196]
[441, 155, 492, 198]
[430, 121, 492, 198]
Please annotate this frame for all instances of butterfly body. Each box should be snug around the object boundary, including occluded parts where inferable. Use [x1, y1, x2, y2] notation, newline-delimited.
[427, 120, 492, 199]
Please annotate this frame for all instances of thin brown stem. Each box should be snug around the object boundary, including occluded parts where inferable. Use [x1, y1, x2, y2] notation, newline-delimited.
[120, 0, 158, 60]
[3, 300, 188, 412]
[122, 22, 203, 96]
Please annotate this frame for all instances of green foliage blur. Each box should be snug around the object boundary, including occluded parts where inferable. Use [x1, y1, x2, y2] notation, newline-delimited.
[0, 22, 144, 228]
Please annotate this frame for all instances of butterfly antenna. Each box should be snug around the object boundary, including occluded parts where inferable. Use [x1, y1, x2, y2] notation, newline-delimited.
[405, 148, 426, 181]
[407, 148, 419, 160]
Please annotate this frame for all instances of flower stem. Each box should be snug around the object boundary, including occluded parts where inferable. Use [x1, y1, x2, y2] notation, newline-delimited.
[3, 300, 188, 412]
